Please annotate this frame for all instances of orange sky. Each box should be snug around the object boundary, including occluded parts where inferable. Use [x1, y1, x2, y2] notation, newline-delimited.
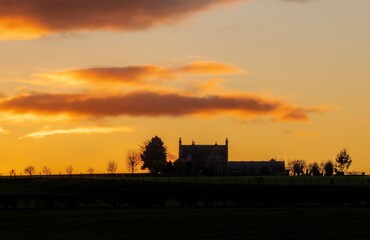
[0, 0, 370, 175]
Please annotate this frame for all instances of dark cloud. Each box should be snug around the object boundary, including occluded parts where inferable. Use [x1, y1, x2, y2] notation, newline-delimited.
[0, 0, 244, 39]
[0, 91, 323, 121]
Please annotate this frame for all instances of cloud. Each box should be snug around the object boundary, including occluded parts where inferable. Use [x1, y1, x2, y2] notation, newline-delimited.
[0, 91, 324, 121]
[20, 126, 133, 139]
[0, 126, 9, 135]
[41, 61, 241, 86]
[176, 61, 242, 75]
[0, 0, 245, 40]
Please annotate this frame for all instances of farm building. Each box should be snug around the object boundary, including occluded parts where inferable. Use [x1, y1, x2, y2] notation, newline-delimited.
[177, 138, 287, 176]
[228, 159, 287, 176]
[178, 138, 228, 175]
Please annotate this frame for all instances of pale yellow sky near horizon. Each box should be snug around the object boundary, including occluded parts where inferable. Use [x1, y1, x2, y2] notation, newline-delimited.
[0, 0, 369, 175]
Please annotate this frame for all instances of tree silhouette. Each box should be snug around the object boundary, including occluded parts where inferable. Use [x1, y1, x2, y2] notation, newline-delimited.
[288, 160, 306, 176]
[140, 136, 167, 174]
[335, 149, 352, 173]
[107, 160, 118, 174]
[87, 167, 94, 174]
[65, 165, 73, 175]
[42, 166, 51, 175]
[323, 160, 334, 176]
[309, 162, 321, 176]
[24, 165, 35, 176]
[127, 149, 140, 174]
[9, 169, 16, 176]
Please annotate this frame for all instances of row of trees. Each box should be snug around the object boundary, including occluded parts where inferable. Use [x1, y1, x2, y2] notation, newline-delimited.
[288, 149, 353, 176]
[9, 136, 166, 176]
[11, 161, 119, 176]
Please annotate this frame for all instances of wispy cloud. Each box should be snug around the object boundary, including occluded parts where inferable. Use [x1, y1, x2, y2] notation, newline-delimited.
[39, 61, 241, 86]
[0, 0, 246, 40]
[20, 126, 133, 139]
[0, 91, 326, 122]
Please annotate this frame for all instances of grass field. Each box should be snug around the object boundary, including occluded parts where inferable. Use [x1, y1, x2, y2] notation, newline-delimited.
[0, 208, 369, 240]
[0, 177, 369, 239]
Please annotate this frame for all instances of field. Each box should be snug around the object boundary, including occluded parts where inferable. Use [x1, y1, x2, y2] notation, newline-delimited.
[0, 208, 369, 240]
[0, 176, 369, 209]
[0, 176, 369, 239]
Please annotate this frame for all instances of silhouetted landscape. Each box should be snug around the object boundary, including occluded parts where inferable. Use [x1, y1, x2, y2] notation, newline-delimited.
[0, 176, 370, 239]
[2, 0, 370, 239]
[1, 136, 369, 239]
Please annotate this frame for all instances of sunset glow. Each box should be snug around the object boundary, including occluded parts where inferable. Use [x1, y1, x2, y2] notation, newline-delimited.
[1, 0, 370, 175]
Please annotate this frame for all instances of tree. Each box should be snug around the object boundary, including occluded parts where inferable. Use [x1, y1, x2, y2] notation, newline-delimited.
[335, 149, 352, 173]
[309, 162, 321, 176]
[65, 165, 73, 175]
[288, 160, 306, 176]
[323, 160, 334, 176]
[87, 167, 94, 174]
[127, 149, 140, 174]
[140, 136, 167, 173]
[42, 166, 51, 175]
[24, 165, 35, 176]
[9, 169, 16, 176]
[107, 160, 118, 174]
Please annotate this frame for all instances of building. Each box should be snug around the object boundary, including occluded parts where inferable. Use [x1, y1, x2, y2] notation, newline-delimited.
[228, 159, 287, 176]
[178, 138, 228, 175]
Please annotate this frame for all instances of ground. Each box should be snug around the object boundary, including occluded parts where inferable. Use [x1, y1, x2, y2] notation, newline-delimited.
[0, 208, 369, 240]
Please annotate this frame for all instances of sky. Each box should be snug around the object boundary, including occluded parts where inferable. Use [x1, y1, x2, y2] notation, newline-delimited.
[0, 0, 369, 175]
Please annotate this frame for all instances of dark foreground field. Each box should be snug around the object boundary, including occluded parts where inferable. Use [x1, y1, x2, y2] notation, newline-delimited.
[1, 177, 370, 208]
[0, 208, 369, 240]
[0, 177, 369, 239]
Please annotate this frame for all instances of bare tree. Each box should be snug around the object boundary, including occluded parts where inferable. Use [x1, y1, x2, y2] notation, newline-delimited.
[9, 169, 16, 176]
[87, 167, 94, 174]
[288, 160, 307, 176]
[107, 160, 118, 174]
[127, 149, 140, 174]
[335, 149, 352, 173]
[323, 160, 334, 176]
[308, 162, 321, 176]
[65, 165, 73, 175]
[42, 166, 51, 175]
[24, 165, 35, 176]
